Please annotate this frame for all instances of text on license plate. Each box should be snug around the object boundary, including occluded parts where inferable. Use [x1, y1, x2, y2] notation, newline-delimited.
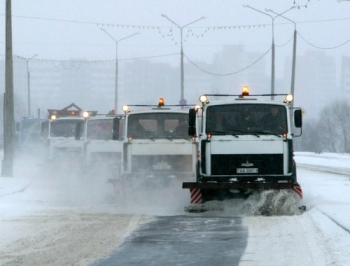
[237, 168, 258, 173]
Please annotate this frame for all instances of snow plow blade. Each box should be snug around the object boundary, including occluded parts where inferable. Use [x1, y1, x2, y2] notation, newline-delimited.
[182, 182, 294, 190]
[183, 182, 305, 215]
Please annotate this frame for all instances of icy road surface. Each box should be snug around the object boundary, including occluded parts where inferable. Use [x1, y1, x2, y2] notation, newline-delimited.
[0, 152, 349, 265]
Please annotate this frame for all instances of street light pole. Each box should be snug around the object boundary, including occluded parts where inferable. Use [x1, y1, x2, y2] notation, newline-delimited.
[243, 5, 295, 100]
[266, 9, 297, 107]
[2, 0, 15, 177]
[101, 29, 139, 112]
[161, 14, 206, 105]
[17, 54, 38, 116]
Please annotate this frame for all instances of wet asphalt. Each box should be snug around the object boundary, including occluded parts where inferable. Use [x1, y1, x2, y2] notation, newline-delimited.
[93, 215, 248, 266]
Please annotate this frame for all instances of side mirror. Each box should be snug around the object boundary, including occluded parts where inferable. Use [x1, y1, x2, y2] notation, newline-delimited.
[40, 122, 46, 137]
[188, 108, 196, 136]
[75, 122, 83, 140]
[16, 122, 20, 132]
[113, 117, 120, 140]
[294, 109, 302, 128]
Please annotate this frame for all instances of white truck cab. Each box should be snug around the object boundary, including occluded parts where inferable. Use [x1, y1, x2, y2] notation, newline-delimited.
[112, 99, 199, 181]
[183, 86, 303, 203]
[40, 103, 97, 162]
[75, 114, 124, 175]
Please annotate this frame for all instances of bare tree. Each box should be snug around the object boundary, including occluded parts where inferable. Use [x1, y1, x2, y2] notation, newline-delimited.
[295, 119, 323, 153]
[318, 105, 338, 152]
[331, 100, 350, 153]
[296, 99, 350, 154]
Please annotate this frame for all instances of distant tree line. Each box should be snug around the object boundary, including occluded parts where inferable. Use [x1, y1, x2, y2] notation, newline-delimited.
[295, 99, 350, 154]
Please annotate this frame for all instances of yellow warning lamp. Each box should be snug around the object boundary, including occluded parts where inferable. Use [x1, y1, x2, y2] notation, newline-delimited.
[158, 98, 165, 107]
[242, 86, 250, 96]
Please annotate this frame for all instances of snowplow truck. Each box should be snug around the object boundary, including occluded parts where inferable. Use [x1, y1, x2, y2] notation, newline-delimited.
[75, 114, 124, 176]
[111, 98, 198, 183]
[41, 103, 97, 161]
[183, 86, 303, 206]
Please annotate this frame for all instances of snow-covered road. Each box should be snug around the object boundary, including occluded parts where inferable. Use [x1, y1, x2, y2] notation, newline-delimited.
[0, 152, 349, 265]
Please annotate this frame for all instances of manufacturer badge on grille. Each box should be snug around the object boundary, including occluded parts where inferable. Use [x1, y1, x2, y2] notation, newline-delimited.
[241, 160, 254, 167]
[153, 161, 172, 170]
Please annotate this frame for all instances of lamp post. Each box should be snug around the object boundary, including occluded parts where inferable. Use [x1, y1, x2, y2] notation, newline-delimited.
[266, 9, 297, 107]
[161, 14, 206, 105]
[243, 5, 295, 99]
[2, 0, 14, 177]
[16, 54, 37, 116]
[26, 54, 37, 116]
[101, 29, 140, 112]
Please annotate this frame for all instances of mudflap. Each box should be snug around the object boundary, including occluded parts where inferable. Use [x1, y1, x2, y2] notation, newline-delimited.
[293, 183, 307, 213]
[184, 187, 249, 213]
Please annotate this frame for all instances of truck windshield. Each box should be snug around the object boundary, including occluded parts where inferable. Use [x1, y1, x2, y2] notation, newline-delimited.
[22, 119, 42, 133]
[87, 119, 113, 140]
[127, 113, 188, 139]
[50, 119, 82, 137]
[206, 104, 287, 135]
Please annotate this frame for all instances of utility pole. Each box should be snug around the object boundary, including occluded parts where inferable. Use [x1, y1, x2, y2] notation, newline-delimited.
[16, 54, 38, 116]
[2, 0, 15, 177]
[100, 29, 139, 112]
[266, 9, 297, 107]
[243, 5, 295, 100]
[161, 15, 206, 105]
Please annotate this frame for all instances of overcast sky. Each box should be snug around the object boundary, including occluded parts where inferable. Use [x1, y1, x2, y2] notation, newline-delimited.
[1, 0, 350, 68]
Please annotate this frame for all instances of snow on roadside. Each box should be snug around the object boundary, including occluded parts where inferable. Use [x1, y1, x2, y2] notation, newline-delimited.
[0, 210, 152, 266]
[295, 152, 350, 169]
[240, 213, 330, 266]
[1, 151, 349, 265]
[0, 154, 157, 265]
[239, 152, 350, 266]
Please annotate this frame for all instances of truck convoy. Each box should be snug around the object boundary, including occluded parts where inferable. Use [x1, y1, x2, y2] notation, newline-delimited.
[36, 91, 303, 215]
[111, 98, 198, 183]
[183, 86, 304, 214]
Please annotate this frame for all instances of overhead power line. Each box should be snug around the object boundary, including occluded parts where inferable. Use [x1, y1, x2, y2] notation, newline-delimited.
[298, 32, 350, 49]
[183, 48, 271, 76]
[1, 13, 350, 30]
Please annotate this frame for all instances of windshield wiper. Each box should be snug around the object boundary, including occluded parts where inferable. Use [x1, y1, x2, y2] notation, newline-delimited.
[230, 129, 260, 138]
[252, 131, 282, 138]
[209, 130, 239, 138]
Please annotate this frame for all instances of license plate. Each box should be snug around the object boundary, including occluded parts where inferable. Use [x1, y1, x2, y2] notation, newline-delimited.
[237, 168, 258, 173]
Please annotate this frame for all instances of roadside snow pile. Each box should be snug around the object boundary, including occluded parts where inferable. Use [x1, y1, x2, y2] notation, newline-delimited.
[295, 152, 350, 169]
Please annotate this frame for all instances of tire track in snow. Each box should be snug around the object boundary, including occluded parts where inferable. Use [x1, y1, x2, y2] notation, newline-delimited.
[316, 208, 350, 234]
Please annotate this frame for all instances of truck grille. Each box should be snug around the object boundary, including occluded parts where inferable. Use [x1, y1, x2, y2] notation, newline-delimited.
[131, 155, 192, 173]
[90, 152, 121, 164]
[211, 154, 283, 175]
